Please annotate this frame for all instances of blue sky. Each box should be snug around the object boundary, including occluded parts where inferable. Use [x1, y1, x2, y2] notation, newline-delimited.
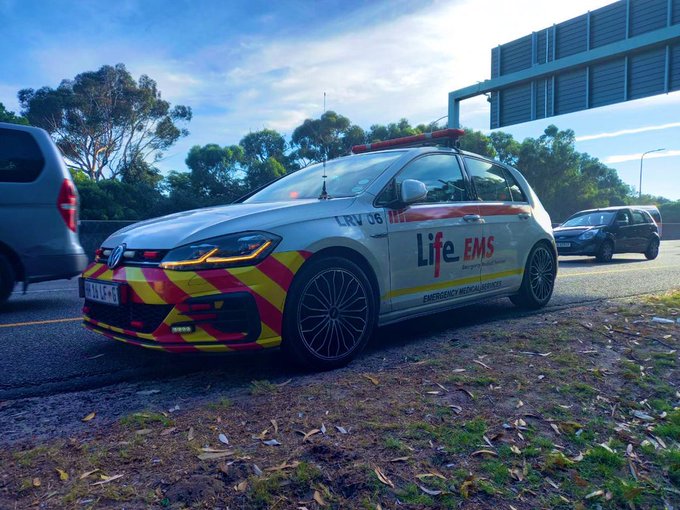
[1, 0, 679, 199]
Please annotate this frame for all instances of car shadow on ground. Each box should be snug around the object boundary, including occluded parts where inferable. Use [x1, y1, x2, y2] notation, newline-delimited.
[558, 256, 650, 267]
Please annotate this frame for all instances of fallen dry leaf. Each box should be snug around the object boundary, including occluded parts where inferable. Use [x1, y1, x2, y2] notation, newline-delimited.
[218, 433, 229, 445]
[265, 461, 300, 472]
[187, 427, 195, 441]
[161, 427, 176, 436]
[418, 484, 442, 496]
[374, 467, 395, 488]
[270, 419, 278, 434]
[302, 429, 321, 442]
[473, 359, 491, 370]
[263, 439, 281, 446]
[585, 489, 604, 499]
[91, 474, 123, 486]
[362, 374, 379, 385]
[235, 480, 248, 492]
[389, 456, 410, 462]
[510, 445, 522, 455]
[416, 472, 446, 481]
[55, 468, 68, 481]
[197, 451, 234, 460]
[32, 478, 41, 487]
[550, 423, 561, 435]
[81, 412, 96, 422]
[471, 449, 498, 457]
[335, 425, 348, 434]
[79, 469, 100, 480]
[313, 490, 327, 506]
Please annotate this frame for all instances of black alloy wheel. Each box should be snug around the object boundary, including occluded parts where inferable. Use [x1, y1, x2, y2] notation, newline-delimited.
[283, 256, 376, 370]
[510, 243, 556, 309]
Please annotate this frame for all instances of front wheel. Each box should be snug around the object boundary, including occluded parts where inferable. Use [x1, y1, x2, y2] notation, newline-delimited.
[282, 256, 376, 370]
[510, 243, 556, 309]
[595, 240, 614, 262]
[644, 238, 660, 260]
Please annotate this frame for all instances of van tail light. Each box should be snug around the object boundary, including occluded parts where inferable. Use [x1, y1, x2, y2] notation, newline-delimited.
[57, 178, 77, 232]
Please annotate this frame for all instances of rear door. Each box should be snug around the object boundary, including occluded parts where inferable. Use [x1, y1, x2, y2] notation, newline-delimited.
[382, 153, 482, 312]
[630, 209, 654, 251]
[463, 158, 531, 294]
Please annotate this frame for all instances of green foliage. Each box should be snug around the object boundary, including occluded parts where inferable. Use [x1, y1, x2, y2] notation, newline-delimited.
[290, 110, 364, 166]
[0, 102, 29, 125]
[19, 63, 191, 181]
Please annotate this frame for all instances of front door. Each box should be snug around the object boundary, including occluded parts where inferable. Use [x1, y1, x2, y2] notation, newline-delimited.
[382, 153, 482, 311]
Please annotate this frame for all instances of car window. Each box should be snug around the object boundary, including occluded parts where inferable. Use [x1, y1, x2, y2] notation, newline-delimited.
[0, 128, 45, 183]
[388, 154, 468, 204]
[631, 210, 647, 224]
[615, 210, 632, 224]
[464, 158, 513, 202]
[502, 168, 528, 202]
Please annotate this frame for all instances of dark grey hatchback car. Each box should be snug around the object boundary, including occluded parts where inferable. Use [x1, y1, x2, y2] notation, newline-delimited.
[553, 206, 660, 262]
[0, 122, 88, 305]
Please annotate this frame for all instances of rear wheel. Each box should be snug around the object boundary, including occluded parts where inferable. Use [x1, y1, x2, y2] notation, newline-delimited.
[644, 238, 660, 260]
[282, 256, 376, 370]
[595, 240, 614, 263]
[510, 243, 556, 309]
[0, 253, 16, 307]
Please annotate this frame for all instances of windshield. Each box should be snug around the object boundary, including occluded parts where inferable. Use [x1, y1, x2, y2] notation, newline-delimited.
[245, 152, 403, 203]
[562, 211, 615, 227]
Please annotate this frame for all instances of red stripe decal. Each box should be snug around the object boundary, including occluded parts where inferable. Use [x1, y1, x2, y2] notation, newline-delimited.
[257, 256, 295, 291]
[142, 267, 191, 303]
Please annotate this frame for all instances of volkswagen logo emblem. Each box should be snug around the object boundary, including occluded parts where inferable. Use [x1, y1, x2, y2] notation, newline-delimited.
[107, 244, 126, 269]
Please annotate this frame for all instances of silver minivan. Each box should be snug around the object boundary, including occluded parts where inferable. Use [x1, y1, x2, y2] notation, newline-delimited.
[0, 122, 88, 305]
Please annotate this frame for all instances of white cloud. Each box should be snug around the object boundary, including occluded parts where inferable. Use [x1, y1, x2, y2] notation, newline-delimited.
[604, 150, 680, 164]
[576, 122, 680, 142]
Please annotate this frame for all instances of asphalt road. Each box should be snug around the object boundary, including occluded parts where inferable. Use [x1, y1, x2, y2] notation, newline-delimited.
[1, 240, 679, 401]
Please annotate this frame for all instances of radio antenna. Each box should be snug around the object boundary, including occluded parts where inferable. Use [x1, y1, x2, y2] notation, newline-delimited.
[318, 92, 331, 200]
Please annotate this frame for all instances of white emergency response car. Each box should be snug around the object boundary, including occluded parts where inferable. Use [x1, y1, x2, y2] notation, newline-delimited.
[80, 129, 557, 369]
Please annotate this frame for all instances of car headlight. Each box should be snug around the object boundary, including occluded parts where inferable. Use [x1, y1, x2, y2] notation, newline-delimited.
[578, 229, 600, 240]
[159, 232, 281, 270]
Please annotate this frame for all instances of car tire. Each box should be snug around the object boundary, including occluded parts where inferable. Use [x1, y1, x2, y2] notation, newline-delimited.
[595, 240, 614, 263]
[0, 253, 16, 307]
[282, 256, 376, 371]
[510, 242, 556, 310]
[644, 238, 660, 260]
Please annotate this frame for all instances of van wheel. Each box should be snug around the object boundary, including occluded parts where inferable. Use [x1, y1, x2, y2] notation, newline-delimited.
[595, 240, 614, 263]
[0, 253, 16, 306]
[510, 243, 556, 309]
[644, 238, 660, 260]
[282, 256, 376, 370]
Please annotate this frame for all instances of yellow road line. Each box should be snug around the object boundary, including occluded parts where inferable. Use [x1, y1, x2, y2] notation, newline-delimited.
[558, 264, 679, 278]
[0, 317, 81, 328]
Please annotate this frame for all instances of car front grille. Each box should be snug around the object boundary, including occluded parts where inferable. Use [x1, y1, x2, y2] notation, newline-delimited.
[85, 300, 173, 333]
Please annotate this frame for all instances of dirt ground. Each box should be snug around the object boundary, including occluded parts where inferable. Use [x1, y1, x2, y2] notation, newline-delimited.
[1, 291, 679, 510]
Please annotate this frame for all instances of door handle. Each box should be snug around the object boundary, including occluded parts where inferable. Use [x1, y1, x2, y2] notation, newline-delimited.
[370, 232, 388, 239]
[463, 214, 481, 222]
[518, 212, 530, 220]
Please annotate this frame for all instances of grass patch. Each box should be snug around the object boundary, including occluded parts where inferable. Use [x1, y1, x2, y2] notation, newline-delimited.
[250, 380, 277, 396]
[120, 411, 173, 429]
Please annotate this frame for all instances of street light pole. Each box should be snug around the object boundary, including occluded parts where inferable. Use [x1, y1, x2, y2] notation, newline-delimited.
[639, 148, 665, 198]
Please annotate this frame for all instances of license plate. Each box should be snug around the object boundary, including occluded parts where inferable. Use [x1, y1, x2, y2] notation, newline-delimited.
[556, 242, 571, 248]
[84, 279, 121, 305]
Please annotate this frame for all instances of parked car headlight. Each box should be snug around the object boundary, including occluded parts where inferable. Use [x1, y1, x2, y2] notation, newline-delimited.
[160, 232, 280, 270]
[578, 229, 600, 241]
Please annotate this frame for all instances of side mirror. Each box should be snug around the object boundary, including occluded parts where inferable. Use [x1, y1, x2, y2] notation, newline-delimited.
[400, 179, 428, 205]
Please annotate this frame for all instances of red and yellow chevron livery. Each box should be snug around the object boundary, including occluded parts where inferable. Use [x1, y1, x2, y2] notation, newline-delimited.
[82, 250, 311, 353]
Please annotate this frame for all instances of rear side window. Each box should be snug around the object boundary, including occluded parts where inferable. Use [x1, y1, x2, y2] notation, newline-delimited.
[631, 210, 648, 224]
[464, 158, 522, 202]
[0, 128, 45, 183]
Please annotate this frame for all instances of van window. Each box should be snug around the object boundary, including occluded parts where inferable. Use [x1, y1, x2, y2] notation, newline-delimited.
[0, 128, 45, 183]
[631, 210, 648, 224]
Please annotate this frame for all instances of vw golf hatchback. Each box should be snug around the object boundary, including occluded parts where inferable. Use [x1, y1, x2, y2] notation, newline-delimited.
[81, 129, 557, 369]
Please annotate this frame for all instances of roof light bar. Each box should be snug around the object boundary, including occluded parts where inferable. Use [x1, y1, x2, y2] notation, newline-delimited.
[351, 128, 465, 154]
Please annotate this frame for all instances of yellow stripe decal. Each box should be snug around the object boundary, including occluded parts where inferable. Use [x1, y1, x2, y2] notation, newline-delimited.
[387, 268, 524, 300]
[273, 251, 307, 274]
[124, 267, 163, 304]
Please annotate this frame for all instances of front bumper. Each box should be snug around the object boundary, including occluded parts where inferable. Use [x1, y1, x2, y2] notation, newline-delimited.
[555, 238, 600, 256]
[80, 250, 310, 353]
